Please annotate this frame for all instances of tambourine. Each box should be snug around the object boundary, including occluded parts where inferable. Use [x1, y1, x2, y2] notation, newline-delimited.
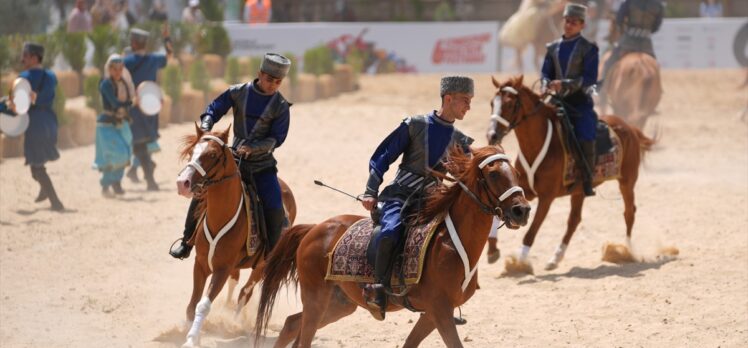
[0, 112, 30, 137]
[11, 77, 32, 115]
[137, 81, 163, 116]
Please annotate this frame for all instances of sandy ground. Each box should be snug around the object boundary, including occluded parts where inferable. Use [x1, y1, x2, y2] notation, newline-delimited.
[0, 69, 747, 348]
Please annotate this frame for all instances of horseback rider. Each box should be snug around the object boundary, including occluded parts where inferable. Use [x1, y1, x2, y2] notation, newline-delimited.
[124, 26, 172, 191]
[361, 76, 474, 318]
[541, 3, 599, 196]
[169, 53, 292, 260]
[599, 0, 664, 85]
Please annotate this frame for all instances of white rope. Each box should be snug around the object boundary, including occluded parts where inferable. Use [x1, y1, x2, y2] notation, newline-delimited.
[203, 192, 244, 272]
[187, 135, 226, 177]
[478, 153, 511, 169]
[491, 95, 511, 127]
[445, 213, 478, 292]
[517, 119, 553, 195]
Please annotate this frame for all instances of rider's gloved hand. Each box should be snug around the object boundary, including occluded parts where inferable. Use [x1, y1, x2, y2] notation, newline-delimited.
[199, 114, 214, 131]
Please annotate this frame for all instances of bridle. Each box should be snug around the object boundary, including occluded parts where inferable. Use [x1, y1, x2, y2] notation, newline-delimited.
[454, 153, 525, 219]
[490, 86, 546, 138]
[184, 135, 239, 193]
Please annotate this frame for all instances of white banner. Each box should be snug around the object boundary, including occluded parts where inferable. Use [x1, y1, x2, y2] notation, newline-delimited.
[225, 22, 499, 73]
[499, 17, 748, 72]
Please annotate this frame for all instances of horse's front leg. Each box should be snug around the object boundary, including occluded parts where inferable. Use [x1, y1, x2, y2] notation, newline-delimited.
[186, 261, 209, 322]
[402, 313, 436, 348]
[546, 193, 585, 270]
[182, 266, 232, 348]
[427, 299, 463, 348]
[225, 268, 240, 306]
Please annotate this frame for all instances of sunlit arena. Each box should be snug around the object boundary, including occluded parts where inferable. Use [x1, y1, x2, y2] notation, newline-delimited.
[1, 1, 747, 347]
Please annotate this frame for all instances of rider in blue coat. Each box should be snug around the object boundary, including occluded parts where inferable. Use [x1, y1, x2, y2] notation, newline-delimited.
[541, 3, 599, 196]
[361, 76, 474, 318]
[169, 53, 292, 260]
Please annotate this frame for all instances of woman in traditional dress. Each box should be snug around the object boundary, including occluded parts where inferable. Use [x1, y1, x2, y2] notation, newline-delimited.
[94, 54, 135, 196]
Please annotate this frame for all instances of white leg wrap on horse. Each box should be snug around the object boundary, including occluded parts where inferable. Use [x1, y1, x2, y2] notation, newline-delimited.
[626, 236, 632, 249]
[488, 216, 500, 239]
[551, 243, 568, 264]
[519, 245, 530, 261]
[187, 297, 212, 339]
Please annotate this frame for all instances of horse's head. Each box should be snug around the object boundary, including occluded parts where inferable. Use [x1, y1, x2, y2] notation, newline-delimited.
[176, 124, 234, 198]
[486, 75, 541, 145]
[431, 146, 531, 229]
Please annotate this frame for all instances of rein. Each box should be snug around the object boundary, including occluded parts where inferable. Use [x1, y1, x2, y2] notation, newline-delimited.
[453, 153, 525, 218]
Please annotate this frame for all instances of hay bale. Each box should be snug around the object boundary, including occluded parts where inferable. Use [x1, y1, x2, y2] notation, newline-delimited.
[295, 73, 317, 103]
[56, 70, 81, 98]
[57, 124, 77, 149]
[316, 74, 336, 99]
[179, 87, 204, 124]
[334, 64, 354, 93]
[203, 54, 225, 79]
[83, 67, 100, 80]
[209, 79, 229, 101]
[278, 81, 293, 102]
[179, 53, 195, 77]
[64, 97, 97, 147]
[159, 95, 172, 128]
[1, 133, 24, 158]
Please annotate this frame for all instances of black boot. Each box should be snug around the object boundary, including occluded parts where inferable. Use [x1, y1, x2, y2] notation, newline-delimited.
[32, 166, 65, 211]
[170, 199, 200, 259]
[580, 140, 596, 197]
[34, 187, 48, 202]
[126, 166, 140, 183]
[263, 208, 286, 251]
[368, 236, 395, 320]
[144, 161, 159, 191]
[112, 181, 125, 195]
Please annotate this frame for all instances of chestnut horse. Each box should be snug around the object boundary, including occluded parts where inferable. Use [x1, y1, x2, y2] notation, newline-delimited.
[175, 125, 296, 348]
[486, 76, 654, 273]
[253, 146, 530, 348]
[598, 51, 663, 129]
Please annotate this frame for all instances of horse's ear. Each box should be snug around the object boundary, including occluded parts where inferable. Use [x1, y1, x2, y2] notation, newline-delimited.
[491, 75, 500, 88]
[516, 75, 524, 86]
[219, 124, 232, 142]
[194, 122, 204, 136]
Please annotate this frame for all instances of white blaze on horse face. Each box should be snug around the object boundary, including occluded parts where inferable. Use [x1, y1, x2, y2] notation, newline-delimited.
[491, 95, 510, 128]
[176, 141, 209, 198]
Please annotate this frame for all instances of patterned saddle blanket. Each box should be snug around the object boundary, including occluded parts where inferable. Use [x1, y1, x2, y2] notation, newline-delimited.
[560, 120, 624, 187]
[325, 215, 444, 286]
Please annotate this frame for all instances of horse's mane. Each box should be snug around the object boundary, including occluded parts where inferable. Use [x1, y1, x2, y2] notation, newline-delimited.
[417, 145, 508, 223]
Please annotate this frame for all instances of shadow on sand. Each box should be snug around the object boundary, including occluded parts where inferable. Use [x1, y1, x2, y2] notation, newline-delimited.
[516, 257, 678, 285]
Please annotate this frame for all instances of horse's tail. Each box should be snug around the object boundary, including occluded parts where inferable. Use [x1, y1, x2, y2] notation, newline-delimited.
[254, 223, 315, 344]
[633, 126, 656, 162]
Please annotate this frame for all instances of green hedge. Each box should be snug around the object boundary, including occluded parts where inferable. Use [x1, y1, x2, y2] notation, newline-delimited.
[83, 74, 102, 113]
[224, 56, 241, 84]
[162, 64, 183, 103]
[54, 83, 68, 125]
[303, 46, 334, 76]
[283, 51, 298, 86]
[189, 59, 210, 95]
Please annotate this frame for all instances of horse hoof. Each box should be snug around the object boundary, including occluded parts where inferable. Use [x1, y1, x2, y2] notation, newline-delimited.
[487, 249, 500, 264]
[181, 337, 198, 348]
[544, 261, 558, 271]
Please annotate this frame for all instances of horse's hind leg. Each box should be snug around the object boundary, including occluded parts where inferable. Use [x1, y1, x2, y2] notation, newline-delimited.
[237, 261, 266, 311]
[618, 176, 637, 245]
[225, 268, 240, 306]
[275, 288, 356, 348]
[546, 193, 585, 271]
[402, 313, 436, 348]
[427, 300, 463, 348]
[294, 285, 335, 348]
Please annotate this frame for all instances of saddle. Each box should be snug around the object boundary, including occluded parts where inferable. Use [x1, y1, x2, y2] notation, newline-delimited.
[325, 214, 445, 286]
[556, 119, 623, 187]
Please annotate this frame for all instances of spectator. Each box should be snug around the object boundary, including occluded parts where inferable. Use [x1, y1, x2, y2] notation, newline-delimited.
[91, 0, 113, 27]
[700, 0, 723, 18]
[68, 0, 93, 33]
[245, 0, 272, 24]
[149, 0, 169, 22]
[111, 0, 131, 31]
[182, 0, 205, 24]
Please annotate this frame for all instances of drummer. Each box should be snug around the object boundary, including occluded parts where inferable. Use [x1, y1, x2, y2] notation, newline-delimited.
[123, 25, 172, 191]
[17, 42, 65, 211]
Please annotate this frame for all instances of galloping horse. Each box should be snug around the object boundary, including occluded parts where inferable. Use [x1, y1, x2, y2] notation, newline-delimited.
[253, 146, 530, 348]
[598, 51, 662, 129]
[175, 125, 296, 348]
[500, 0, 566, 72]
[486, 76, 654, 272]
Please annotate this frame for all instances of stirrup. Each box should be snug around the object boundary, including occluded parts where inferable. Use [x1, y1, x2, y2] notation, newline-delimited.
[363, 284, 387, 321]
[169, 238, 192, 259]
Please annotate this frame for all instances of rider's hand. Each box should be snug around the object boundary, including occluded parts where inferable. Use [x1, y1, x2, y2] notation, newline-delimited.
[30, 91, 37, 105]
[235, 145, 252, 159]
[549, 80, 562, 93]
[361, 196, 377, 211]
